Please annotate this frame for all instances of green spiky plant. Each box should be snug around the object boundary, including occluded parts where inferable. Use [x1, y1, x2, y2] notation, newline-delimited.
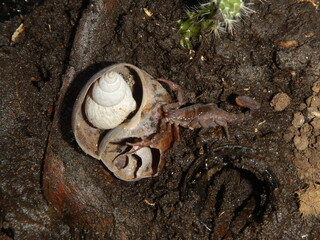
[178, 0, 254, 49]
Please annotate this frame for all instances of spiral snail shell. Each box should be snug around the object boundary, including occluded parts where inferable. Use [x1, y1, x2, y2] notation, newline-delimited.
[112, 147, 154, 180]
[72, 63, 173, 181]
[84, 71, 136, 129]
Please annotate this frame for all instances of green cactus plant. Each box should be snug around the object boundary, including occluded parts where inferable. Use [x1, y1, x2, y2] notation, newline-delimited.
[178, 0, 254, 49]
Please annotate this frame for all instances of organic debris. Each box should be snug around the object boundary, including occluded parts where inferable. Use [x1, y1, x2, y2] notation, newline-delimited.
[10, 23, 24, 45]
[297, 184, 320, 218]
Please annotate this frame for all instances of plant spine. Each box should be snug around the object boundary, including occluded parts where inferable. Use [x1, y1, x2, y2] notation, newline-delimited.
[178, 0, 254, 49]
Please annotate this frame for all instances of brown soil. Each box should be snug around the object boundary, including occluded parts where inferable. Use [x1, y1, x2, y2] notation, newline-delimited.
[1, 0, 319, 239]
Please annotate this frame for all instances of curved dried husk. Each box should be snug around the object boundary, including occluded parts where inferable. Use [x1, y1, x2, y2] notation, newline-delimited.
[72, 63, 172, 181]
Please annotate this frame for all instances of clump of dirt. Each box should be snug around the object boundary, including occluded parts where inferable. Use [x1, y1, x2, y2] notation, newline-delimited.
[284, 80, 320, 219]
[270, 92, 292, 111]
[284, 80, 320, 184]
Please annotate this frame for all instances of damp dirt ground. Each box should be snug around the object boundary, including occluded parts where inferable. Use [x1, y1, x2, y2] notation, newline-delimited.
[1, 0, 320, 239]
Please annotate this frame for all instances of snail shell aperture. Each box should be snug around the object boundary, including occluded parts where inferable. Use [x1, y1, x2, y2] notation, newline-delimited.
[72, 63, 173, 181]
[84, 71, 136, 129]
[112, 147, 154, 180]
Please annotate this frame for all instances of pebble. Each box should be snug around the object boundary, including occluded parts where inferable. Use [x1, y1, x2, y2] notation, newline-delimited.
[299, 103, 307, 111]
[308, 107, 320, 119]
[293, 135, 308, 151]
[306, 95, 320, 108]
[311, 80, 320, 93]
[270, 92, 291, 111]
[292, 112, 305, 128]
[311, 118, 320, 130]
[300, 123, 313, 136]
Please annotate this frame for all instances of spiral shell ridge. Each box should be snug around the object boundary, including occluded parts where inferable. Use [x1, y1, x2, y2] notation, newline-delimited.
[92, 72, 127, 107]
[85, 71, 136, 129]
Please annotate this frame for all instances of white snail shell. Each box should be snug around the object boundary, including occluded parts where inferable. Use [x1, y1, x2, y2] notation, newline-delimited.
[72, 63, 172, 181]
[84, 71, 136, 129]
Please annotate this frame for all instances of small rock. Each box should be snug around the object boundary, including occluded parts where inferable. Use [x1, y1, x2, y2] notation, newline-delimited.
[270, 93, 291, 111]
[306, 95, 320, 108]
[308, 107, 320, 119]
[299, 103, 307, 111]
[311, 80, 320, 93]
[294, 135, 309, 151]
[311, 118, 320, 130]
[275, 45, 312, 70]
[300, 123, 313, 136]
[309, 136, 316, 145]
[292, 112, 305, 128]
